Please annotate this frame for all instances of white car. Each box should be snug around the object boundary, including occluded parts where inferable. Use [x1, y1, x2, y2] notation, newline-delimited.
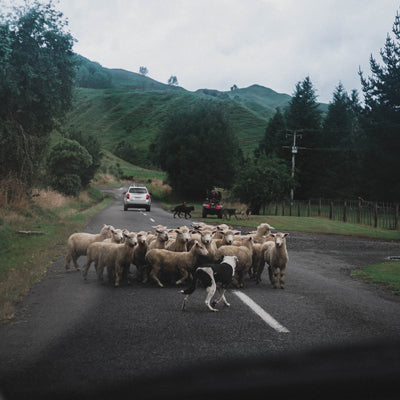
[123, 184, 151, 211]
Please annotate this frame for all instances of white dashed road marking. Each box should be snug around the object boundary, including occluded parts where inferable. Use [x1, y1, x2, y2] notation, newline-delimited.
[233, 291, 290, 333]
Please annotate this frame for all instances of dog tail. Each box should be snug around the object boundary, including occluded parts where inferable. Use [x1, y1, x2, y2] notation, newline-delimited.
[181, 272, 198, 295]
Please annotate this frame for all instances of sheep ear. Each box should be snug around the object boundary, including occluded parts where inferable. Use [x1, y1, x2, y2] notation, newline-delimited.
[283, 233, 289, 237]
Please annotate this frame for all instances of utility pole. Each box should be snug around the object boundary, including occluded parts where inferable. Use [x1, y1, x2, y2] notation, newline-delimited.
[286, 129, 303, 202]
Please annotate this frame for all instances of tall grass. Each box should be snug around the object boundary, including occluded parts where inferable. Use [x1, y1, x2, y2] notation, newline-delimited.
[0, 185, 112, 323]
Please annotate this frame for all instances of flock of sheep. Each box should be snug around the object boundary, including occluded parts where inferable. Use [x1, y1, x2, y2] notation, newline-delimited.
[65, 222, 289, 291]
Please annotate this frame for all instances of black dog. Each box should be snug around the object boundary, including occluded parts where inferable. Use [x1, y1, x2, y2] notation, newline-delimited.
[222, 208, 238, 220]
[172, 204, 194, 219]
[180, 255, 238, 312]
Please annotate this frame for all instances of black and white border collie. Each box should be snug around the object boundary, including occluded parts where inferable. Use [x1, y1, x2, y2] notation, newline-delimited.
[180, 255, 238, 312]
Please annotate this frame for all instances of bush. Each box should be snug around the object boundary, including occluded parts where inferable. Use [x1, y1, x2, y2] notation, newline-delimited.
[46, 138, 92, 196]
[50, 174, 81, 197]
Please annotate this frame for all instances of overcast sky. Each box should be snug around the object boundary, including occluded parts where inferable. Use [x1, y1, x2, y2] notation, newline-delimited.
[2, 0, 399, 103]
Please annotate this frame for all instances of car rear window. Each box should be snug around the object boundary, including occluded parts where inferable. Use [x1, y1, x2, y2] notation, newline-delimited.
[129, 188, 147, 194]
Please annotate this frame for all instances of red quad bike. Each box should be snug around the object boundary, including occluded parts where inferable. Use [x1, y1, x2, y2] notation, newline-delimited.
[202, 200, 223, 219]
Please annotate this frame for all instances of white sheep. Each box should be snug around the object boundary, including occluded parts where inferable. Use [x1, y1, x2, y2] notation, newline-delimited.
[214, 229, 241, 248]
[82, 228, 125, 280]
[215, 236, 253, 288]
[262, 232, 289, 289]
[133, 231, 149, 282]
[199, 229, 219, 263]
[212, 224, 232, 240]
[145, 241, 208, 288]
[96, 231, 138, 287]
[65, 224, 113, 271]
[103, 228, 124, 243]
[247, 223, 275, 244]
[147, 226, 169, 250]
[166, 226, 191, 252]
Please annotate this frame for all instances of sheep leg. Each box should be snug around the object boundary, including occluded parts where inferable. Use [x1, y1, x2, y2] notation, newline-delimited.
[122, 264, 131, 284]
[268, 265, 273, 285]
[65, 253, 71, 271]
[279, 267, 286, 289]
[150, 265, 164, 288]
[82, 259, 91, 280]
[181, 295, 189, 311]
[96, 260, 105, 281]
[114, 263, 121, 287]
[237, 270, 245, 288]
[71, 251, 80, 271]
[258, 262, 266, 283]
[175, 267, 189, 286]
[141, 265, 150, 284]
[232, 275, 241, 288]
[270, 267, 279, 289]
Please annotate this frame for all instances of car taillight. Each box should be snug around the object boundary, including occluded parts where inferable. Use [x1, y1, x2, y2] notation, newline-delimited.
[146, 194, 150, 199]
[206, 204, 210, 209]
[126, 193, 130, 199]
[216, 205, 221, 209]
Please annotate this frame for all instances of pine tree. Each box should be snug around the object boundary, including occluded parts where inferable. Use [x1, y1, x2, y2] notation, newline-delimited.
[359, 10, 400, 200]
[256, 108, 287, 160]
[284, 76, 322, 199]
[319, 83, 363, 198]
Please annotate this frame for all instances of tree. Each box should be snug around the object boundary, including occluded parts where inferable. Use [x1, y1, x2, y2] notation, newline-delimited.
[0, 1, 76, 185]
[255, 108, 287, 159]
[359, 10, 400, 200]
[284, 76, 322, 199]
[318, 83, 364, 198]
[68, 130, 102, 186]
[232, 155, 293, 214]
[139, 66, 148, 76]
[154, 101, 240, 198]
[47, 138, 93, 196]
[168, 75, 178, 86]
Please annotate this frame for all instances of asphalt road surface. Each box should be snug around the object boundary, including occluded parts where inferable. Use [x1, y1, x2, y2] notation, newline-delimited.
[1, 186, 399, 399]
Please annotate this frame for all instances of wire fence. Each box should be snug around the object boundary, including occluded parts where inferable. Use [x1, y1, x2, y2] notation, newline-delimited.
[262, 198, 399, 230]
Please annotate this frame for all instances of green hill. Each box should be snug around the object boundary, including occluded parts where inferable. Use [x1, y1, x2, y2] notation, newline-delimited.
[60, 56, 325, 168]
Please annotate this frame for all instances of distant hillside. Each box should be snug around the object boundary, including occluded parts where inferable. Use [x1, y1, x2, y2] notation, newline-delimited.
[60, 56, 326, 168]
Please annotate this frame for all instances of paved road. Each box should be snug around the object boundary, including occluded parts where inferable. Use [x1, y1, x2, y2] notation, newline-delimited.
[1, 186, 399, 399]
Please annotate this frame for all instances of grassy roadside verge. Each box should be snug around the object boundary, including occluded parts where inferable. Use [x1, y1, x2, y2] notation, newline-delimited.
[351, 261, 400, 294]
[0, 186, 113, 323]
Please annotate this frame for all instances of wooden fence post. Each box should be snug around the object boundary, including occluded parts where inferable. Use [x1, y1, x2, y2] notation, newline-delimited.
[307, 200, 311, 217]
[298, 202, 301, 217]
[282, 201, 285, 216]
[343, 201, 347, 223]
[374, 202, 378, 228]
[357, 199, 361, 224]
[329, 201, 333, 220]
[275, 201, 278, 216]
[318, 198, 322, 217]
[395, 204, 399, 230]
